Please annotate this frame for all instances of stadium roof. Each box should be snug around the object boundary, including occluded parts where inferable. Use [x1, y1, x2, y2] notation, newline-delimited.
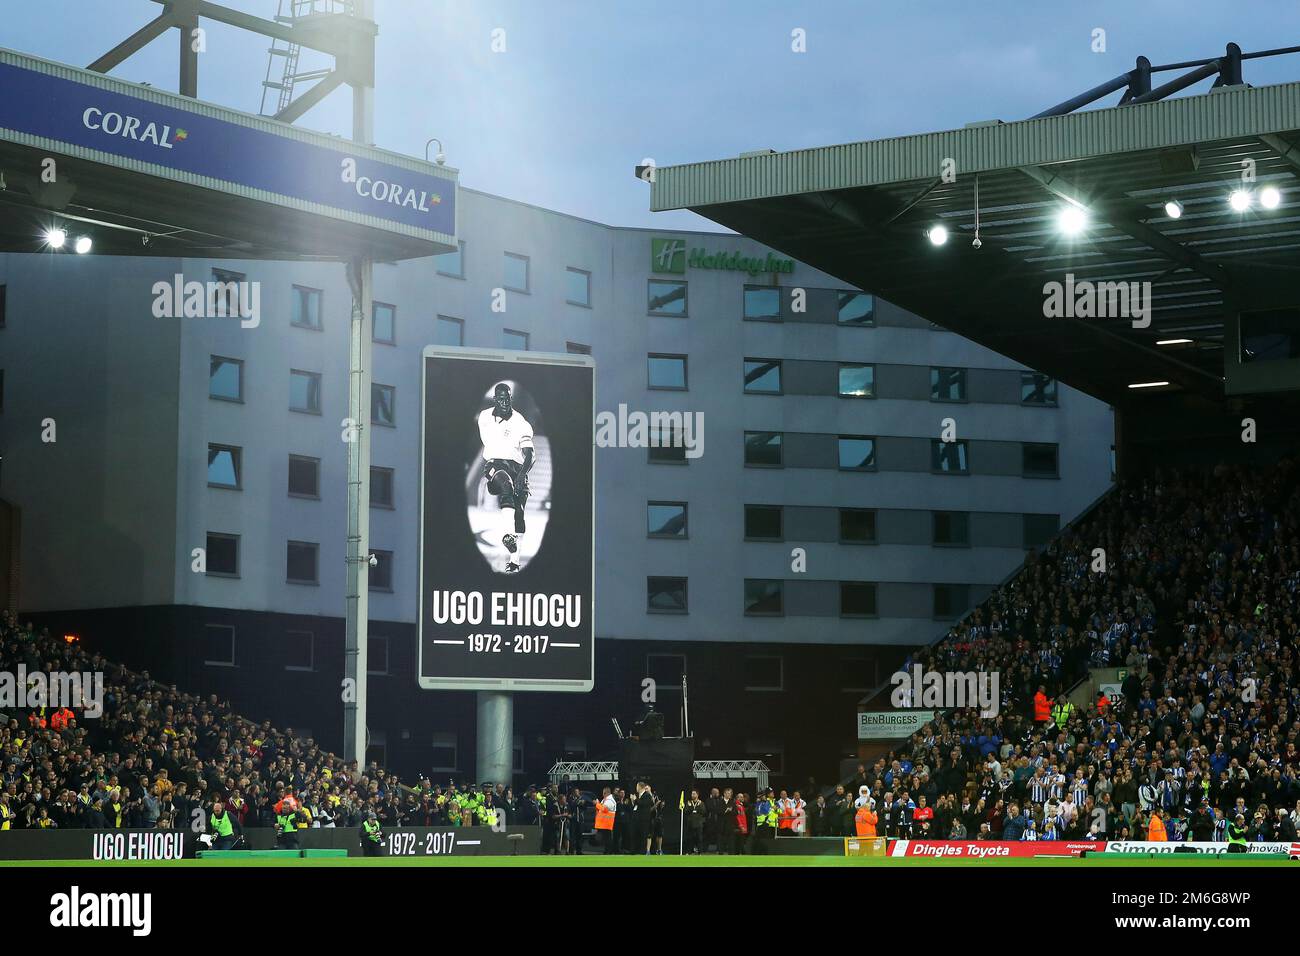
[648, 52, 1300, 407]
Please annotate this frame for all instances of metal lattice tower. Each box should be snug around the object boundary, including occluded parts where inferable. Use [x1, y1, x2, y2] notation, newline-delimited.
[260, 0, 357, 117]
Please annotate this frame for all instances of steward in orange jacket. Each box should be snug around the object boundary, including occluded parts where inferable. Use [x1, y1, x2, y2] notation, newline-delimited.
[1147, 812, 1168, 842]
[1033, 688, 1052, 723]
[854, 802, 878, 837]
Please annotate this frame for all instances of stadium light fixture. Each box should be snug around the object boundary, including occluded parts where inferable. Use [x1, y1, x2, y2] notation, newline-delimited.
[44, 227, 67, 249]
[1127, 381, 1170, 389]
[1163, 200, 1183, 219]
[1228, 189, 1252, 212]
[1057, 205, 1087, 235]
[1259, 186, 1282, 209]
[927, 224, 949, 246]
[1156, 338, 1193, 346]
[74, 235, 92, 254]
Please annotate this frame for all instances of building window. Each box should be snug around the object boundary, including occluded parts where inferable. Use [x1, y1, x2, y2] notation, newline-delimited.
[0, 283, 6, 328]
[930, 367, 967, 402]
[648, 429, 686, 464]
[743, 285, 780, 321]
[369, 550, 394, 591]
[744, 431, 783, 467]
[566, 341, 591, 355]
[840, 581, 878, 617]
[206, 444, 241, 489]
[932, 439, 969, 474]
[209, 356, 243, 402]
[284, 630, 314, 671]
[430, 731, 457, 771]
[838, 436, 876, 471]
[838, 363, 875, 398]
[647, 576, 688, 613]
[932, 511, 971, 546]
[372, 384, 395, 427]
[436, 241, 465, 279]
[744, 579, 784, 616]
[744, 505, 783, 541]
[372, 302, 396, 345]
[562, 735, 587, 760]
[504, 252, 530, 293]
[648, 354, 687, 390]
[1022, 442, 1059, 478]
[502, 329, 529, 351]
[513, 736, 525, 774]
[291, 285, 322, 330]
[368, 635, 390, 675]
[743, 359, 782, 394]
[934, 584, 967, 619]
[1023, 513, 1059, 549]
[837, 291, 874, 326]
[1021, 371, 1058, 406]
[205, 533, 239, 577]
[434, 315, 464, 346]
[566, 267, 591, 307]
[647, 501, 687, 538]
[286, 540, 319, 585]
[288, 455, 320, 498]
[840, 508, 877, 543]
[370, 466, 394, 508]
[648, 279, 687, 316]
[203, 624, 235, 666]
[646, 653, 686, 691]
[290, 369, 322, 415]
[743, 656, 783, 691]
[211, 269, 245, 318]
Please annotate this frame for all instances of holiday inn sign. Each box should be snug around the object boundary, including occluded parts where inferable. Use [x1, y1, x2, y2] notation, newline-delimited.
[651, 237, 794, 276]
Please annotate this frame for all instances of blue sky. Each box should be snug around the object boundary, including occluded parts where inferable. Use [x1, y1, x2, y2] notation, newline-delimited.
[5, 0, 1300, 229]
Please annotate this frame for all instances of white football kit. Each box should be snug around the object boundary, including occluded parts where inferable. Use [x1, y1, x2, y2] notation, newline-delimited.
[477, 408, 534, 463]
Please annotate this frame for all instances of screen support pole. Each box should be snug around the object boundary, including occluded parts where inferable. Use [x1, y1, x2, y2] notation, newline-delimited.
[477, 691, 514, 786]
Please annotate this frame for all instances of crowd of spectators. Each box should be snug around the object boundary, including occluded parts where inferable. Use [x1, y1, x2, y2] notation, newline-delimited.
[850, 460, 1300, 843]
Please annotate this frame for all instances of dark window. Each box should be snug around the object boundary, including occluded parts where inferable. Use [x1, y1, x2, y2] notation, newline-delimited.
[368, 636, 389, 675]
[207, 444, 241, 489]
[744, 505, 783, 540]
[211, 270, 246, 318]
[648, 428, 686, 464]
[930, 367, 967, 402]
[647, 502, 687, 538]
[837, 291, 874, 326]
[1020, 372, 1058, 406]
[1024, 513, 1059, 549]
[648, 279, 687, 316]
[372, 302, 396, 344]
[288, 455, 320, 498]
[566, 342, 592, 355]
[933, 511, 970, 546]
[430, 732, 457, 769]
[743, 656, 783, 691]
[290, 369, 322, 414]
[369, 550, 394, 591]
[1022, 442, 1059, 478]
[502, 329, 529, 351]
[838, 436, 876, 471]
[284, 630, 313, 671]
[504, 253, 530, 293]
[647, 576, 688, 613]
[435, 241, 465, 278]
[744, 431, 783, 466]
[840, 509, 877, 543]
[291, 285, 322, 330]
[932, 439, 969, 474]
[203, 624, 235, 666]
[1241, 307, 1300, 362]
[209, 356, 243, 402]
[934, 584, 967, 619]
[206, 533, 239, 576]
[838, 363, 875, 398]
[0, 283, 6, 328]
[566, 267, 591, 307]
[743, 359, 782, 394]
[286, 541, 319, 584]
[840, 582, 878, 617]
[743, 285, 781, 321]
[370, 467, 394, 508]
[434, 315, 463, 346]
[372, 384, 395, 426]
[648, 354, 687, 389]
[744, 579, 784, 616]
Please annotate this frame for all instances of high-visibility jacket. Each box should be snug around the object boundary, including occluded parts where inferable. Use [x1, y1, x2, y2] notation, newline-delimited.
[594, 800, 616, 831]
[778, 801, 794, 830]
[277, 812, 299, 834]
[1227, 821, 1247, 847]
[854, 806, 878, 837]
[210, 811, 234, 838]
[363, 819, 382, 844]
[1033, 692, 1051, 723]
[1147, 815, 1167, 842]
[1095, 694, 1109, 716]
[1051, 702, 1074, 729]
[0, 804, 13, 830]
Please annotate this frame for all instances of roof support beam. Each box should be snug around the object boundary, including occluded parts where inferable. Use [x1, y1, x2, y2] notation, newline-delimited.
[1016, 164, 1232, 289]
[87, 8, 177, 74]
[1259, 133, 1300, 172]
